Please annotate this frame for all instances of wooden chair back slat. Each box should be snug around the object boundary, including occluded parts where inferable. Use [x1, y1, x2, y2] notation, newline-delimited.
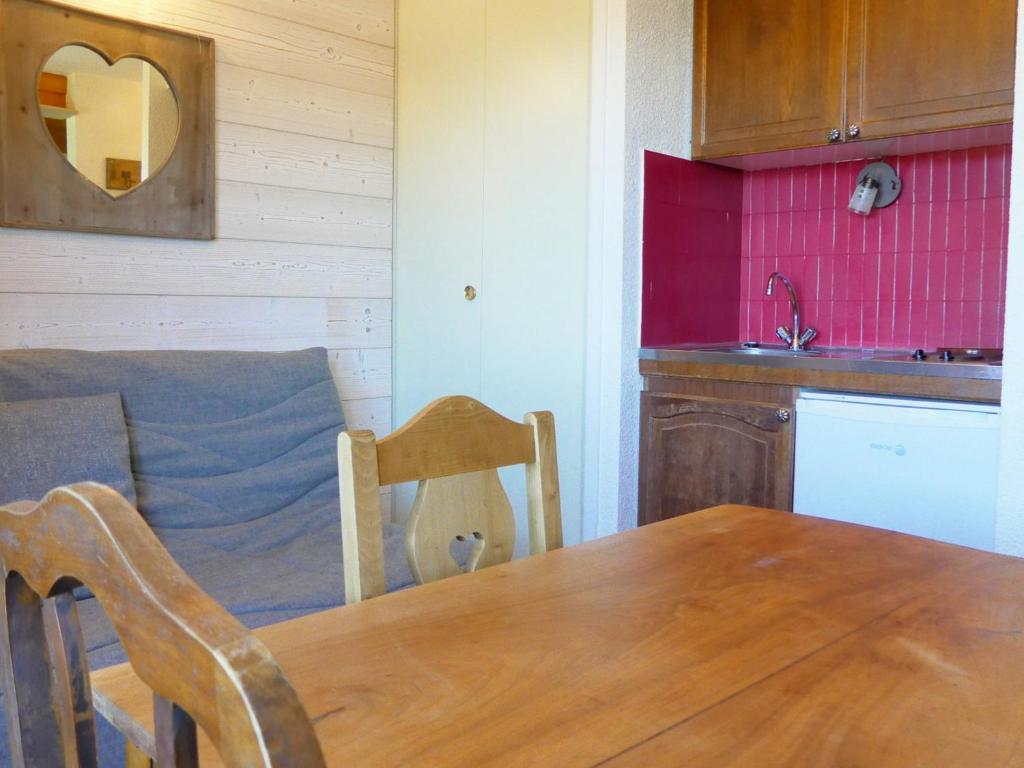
[405, 469, 517, 584]
[0, 483, 326, 768]
[155, 694, 199, 767]
[43, 592, 99, 767]
[338, 429, 388, 604]
[340, 396, 563, 603]
[524, 411, 563, 555]
[376, 396, 537, 485]
[0, 572, 70, 767]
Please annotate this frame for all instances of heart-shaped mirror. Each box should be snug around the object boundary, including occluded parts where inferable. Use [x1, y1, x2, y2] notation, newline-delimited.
[38, 44, 180, 198]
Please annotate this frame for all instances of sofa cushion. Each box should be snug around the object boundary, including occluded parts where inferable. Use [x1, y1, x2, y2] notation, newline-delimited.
[0, 348, 344, 534]
[0, 393, 136, 506]
[0, 348, 415, 619]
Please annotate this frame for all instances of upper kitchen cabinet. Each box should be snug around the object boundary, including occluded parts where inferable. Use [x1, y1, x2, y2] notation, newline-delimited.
[846, 0, 1016, 141]
[693, 0, 846, 158]
[693, 0, 1017, 160]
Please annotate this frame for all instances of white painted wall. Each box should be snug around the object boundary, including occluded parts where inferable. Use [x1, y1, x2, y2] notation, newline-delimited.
[576, 0, 697, 538]
[994, 1, 1024, 555]
[614, 0, 694, 530]
[584, 0, 628, 539]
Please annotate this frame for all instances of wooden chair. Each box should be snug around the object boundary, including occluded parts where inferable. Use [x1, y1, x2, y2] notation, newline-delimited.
[339, 395, 563, 604]
[0, 482, 326, 768]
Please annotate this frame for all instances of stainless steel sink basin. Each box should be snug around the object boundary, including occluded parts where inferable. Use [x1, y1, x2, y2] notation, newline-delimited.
[696, 346, 823, 357]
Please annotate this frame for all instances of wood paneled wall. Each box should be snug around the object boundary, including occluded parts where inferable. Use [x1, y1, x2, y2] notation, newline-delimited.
[0, 0, 395, 436]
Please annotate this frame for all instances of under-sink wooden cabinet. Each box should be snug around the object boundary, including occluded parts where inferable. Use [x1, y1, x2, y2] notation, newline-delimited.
[693, 0, 1017, 159]
[639, 389, 795, 525]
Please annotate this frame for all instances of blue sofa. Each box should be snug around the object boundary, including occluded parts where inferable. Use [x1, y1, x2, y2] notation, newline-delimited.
[0, 347, 413, 764]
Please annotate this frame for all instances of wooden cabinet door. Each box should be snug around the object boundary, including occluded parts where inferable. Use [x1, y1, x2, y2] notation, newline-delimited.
[846, 0, 1016, 140]
[692, 0, 846, 158]
[639, 394, 794, 525]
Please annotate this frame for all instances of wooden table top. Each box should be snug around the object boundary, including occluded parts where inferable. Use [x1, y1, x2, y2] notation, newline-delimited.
[91, 505, 1024, 766]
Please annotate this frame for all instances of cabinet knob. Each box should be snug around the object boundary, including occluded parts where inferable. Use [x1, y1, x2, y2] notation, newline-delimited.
[776, 409, 791, 424]
[464, 285, 477, 301]
[826, 128, 842, 143]
[847, 124, 861, 139]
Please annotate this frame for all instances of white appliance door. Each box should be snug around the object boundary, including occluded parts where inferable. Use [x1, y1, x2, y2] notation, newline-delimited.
[794, 392, 1001, 551]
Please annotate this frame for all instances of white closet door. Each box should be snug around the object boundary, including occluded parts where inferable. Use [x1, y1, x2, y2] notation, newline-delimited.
[395, 0, 592, 547]
[395, 0, 486, 421]
[480, 0, 591, 550]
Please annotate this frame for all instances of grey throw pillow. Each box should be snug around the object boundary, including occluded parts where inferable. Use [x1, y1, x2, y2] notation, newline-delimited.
[0, 393, 137, 506]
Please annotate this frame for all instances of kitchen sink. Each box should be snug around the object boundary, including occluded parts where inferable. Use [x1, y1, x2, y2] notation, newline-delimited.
[696, 346, 824, 357]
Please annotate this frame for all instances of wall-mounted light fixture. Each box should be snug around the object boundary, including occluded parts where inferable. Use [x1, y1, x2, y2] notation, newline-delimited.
[849, 161, 902, 217]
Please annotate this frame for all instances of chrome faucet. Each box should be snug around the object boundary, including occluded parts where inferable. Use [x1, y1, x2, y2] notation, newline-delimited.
[765, 272, 817, 350]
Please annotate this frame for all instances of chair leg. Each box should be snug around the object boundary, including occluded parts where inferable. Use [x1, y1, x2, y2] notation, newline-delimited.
[126, 739, 153, 768]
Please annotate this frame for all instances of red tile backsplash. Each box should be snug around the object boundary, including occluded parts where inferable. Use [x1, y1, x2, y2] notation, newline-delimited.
[640, 146, 1010, 351]
[741, 146, 1010, 349]
[641, 151, 744, 346]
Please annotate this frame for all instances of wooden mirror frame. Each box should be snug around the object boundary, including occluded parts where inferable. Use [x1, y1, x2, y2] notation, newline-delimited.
[0, 0, 215, 239]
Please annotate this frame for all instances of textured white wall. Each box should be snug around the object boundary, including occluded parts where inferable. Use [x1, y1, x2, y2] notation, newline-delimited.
[617, 0, 693, 530]
[995, 0, 1024, 555]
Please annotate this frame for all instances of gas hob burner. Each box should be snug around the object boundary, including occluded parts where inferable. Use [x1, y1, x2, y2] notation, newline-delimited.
[909, 348, 1003, 365]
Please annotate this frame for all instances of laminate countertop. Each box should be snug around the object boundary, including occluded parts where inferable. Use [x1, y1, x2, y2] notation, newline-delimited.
[640, 344, 1001, 402]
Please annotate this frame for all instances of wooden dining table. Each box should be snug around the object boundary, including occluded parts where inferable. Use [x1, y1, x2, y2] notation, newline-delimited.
[91, 505, 1024, 766]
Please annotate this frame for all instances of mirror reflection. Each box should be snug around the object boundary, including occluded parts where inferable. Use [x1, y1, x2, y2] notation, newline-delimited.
[38, 45, 179, 197]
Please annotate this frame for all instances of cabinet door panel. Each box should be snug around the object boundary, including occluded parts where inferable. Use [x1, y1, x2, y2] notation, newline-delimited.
[693, 0, 845, 158]
[395, 0, 485, 416]
[395, 0, 486, 520]
[846, 0, 1016, 139]
[639, 394, 794, 525]
[395, 0, 591, 545]
[481, 0, 591, 549]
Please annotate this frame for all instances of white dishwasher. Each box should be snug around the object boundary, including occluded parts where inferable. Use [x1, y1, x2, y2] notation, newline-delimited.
[794, 391, 1001, 551]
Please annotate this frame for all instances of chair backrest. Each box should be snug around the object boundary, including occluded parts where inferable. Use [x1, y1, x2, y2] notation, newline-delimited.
[0, 483, 326, 768]
[339, 396, 562, 603]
